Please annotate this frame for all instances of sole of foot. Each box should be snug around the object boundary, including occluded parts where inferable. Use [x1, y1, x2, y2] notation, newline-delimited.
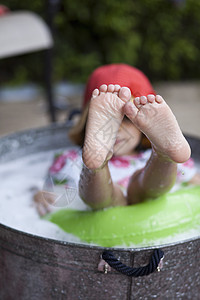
[83, 84, 131, 170]
[124, 94, 191, 163]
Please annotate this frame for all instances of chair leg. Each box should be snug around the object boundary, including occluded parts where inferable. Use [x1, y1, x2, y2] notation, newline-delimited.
[44, 0, 61, 122]
[44, 48, 56, 122]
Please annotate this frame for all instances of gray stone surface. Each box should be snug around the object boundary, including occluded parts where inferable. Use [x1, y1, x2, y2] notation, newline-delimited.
[0, 223, 199, 300]
[154, 81, 200, 138]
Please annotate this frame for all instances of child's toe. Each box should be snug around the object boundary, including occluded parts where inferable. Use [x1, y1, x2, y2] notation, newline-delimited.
[134, 97, 142, 108]
[155, 95, 163, 103]
[92, 88, 100, 98]
[124, 101, 138, 120]
[147, 94, 155, 103]
[107, 84, 115, 93]
[119, 87, 131, 102]
[99, 84, 107, 92]
[140, 96, 147, 105]
[114, 84, 121, 93]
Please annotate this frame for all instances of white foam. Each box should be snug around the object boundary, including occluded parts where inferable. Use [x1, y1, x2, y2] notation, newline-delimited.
[0, 150, 199, 248]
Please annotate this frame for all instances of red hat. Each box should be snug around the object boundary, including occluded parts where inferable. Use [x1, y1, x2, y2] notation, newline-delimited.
[83, 63, 156, 108]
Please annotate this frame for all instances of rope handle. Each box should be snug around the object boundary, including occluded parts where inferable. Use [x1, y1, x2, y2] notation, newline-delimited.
[102, 249, 164, 277]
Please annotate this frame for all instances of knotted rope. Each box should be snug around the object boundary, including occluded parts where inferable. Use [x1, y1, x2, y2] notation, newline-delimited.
[102, 249, 164, 277]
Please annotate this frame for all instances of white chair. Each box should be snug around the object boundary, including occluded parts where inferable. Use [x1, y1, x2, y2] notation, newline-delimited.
[0, 11, 53, 58]
[0, 10, 56, 121]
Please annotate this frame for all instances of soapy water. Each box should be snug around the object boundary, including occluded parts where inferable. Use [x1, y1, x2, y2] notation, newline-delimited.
[42, 173, 78, 208]
[0, 149, 86, 243]
[0, 149, 199, 248]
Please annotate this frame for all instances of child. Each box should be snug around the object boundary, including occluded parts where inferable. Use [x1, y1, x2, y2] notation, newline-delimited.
[35, 64, 199, 215]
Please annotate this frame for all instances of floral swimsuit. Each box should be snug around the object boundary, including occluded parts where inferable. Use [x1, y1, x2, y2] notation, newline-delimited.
[48, 147, 197, 197]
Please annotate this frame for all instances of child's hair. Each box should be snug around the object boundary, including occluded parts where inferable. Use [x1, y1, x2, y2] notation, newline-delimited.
[68, 103, 89, 147]
[69, 63, 155, 150]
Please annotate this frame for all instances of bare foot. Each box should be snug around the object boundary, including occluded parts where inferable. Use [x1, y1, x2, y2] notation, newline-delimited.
[82, 84, 131, 169]
[124, 94, 191, 163]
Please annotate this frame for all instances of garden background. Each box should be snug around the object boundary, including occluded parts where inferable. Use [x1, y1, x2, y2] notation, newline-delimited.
[1, 0, 200, 86]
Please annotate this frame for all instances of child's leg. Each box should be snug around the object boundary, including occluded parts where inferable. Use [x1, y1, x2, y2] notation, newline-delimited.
[124, 94, 191, 204]
[79, 84, 131, 209]
[127, 150, 177, 204]
[79, 163, 126, 209]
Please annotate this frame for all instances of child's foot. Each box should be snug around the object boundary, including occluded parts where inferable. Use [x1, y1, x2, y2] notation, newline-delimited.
[124, 95, 191, 163]
[83, 84, 131, 169]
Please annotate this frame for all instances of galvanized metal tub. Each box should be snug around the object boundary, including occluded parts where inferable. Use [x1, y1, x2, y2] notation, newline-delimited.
[0, 124, 199, 299]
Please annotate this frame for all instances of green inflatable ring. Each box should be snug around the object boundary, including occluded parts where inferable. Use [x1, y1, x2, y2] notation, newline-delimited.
[47, 186, 200, 247]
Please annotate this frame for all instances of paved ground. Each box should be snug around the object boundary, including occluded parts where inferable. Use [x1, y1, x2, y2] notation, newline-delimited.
[155, 81, 200, 138]
[0, 81, 200, 138]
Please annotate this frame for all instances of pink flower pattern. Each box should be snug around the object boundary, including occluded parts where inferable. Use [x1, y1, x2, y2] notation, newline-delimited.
[117, 176, 131, 189]
[64, 150, 79, 161]
[110, 156, 132, 168]
[49, 150, 79, 174]
[182, 158, 194, 169]
[48, 149, 196, 189]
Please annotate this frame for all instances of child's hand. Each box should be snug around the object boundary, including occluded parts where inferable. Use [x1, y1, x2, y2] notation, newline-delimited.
[33, 190, 55, 216]
[188, 173, 200, 185]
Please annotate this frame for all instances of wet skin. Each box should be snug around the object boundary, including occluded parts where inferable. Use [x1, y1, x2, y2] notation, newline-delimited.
[80, 84, 191, 209]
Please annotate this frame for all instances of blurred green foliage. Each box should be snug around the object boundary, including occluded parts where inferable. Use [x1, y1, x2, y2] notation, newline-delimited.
[1, 0, 200, 85]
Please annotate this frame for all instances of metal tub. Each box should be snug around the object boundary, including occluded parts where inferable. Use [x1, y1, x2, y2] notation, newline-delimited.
[0, 124, 199, 299]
